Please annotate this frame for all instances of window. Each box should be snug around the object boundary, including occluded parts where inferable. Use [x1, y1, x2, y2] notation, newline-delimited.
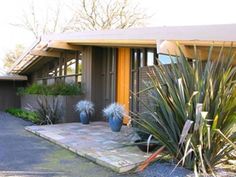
[35, 51, 82, 85]
[158, 54, 177, 65]
[56, 67, 60, 76]
[131, 48, 156, 68]
[77, 60, 82, 83]
[66, 59, 76, 75]
[147, 49, 155, 66]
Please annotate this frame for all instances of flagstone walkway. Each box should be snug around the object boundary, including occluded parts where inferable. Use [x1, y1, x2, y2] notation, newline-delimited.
[26, 122, 149, 173]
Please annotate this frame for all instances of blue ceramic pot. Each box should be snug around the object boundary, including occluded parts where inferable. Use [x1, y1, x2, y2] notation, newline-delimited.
[109, 116, 122, 132]
[80, 111, 90, 124]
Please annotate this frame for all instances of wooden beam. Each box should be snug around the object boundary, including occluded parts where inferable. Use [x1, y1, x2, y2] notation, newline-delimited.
[30, 50, 60, 58]
[66, 39, 156, 47]
[47, 41, 83, 51]
[178, 40, 236, 47]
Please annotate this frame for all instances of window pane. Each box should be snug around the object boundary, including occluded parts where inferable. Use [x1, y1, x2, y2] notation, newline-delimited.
[140, 50, 145, 67]
[147, 50, 154, 66]
[47, 78, 55, 85]
[56, 67, 60, 76]
[65, 76, 75, 83]
[78, 60, 82, 74]
[66, 59, 76, 75]
[61, 65, 65, 76]
[159, 54, 177, 65]
[77, 75, 82, 83]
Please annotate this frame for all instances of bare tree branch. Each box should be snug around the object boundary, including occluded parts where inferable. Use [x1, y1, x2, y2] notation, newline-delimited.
[11, 0, 149, 38]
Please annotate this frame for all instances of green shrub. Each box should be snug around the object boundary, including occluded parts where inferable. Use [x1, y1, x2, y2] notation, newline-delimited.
[17, 84, 49, 95]
[132, 45, 236, 175]
[18, 83, 82, 96]
[5, 108, 41, 124]
[49, 83, 81, 95]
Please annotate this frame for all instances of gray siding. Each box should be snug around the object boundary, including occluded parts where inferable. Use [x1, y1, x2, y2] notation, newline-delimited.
[0, 81, 26, 111]
[82, 46, 93, 100]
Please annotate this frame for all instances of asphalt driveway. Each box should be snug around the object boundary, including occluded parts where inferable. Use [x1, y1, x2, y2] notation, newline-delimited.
[0, 112, 139, 177]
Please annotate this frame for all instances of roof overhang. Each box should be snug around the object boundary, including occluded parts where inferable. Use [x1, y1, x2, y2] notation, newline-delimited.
[0, 75, 28, 81]
[9, 24, 236, 74]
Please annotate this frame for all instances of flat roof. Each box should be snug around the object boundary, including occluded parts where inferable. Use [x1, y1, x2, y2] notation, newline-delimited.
[55, 24, 236, 42]
[9, 24, 236, 74]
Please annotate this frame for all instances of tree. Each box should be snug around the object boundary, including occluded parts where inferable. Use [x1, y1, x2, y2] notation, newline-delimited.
[12, 0, 148, 38]
[69, 0, 148, 31]
[12, 0, 75, 38]
[3, 44, 25, 69]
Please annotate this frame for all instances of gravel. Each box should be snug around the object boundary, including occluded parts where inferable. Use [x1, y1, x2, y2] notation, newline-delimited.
[139, 162, 193, 177]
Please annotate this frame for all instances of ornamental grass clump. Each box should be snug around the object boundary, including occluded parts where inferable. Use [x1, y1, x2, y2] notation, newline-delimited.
[75, 100, 94, 115]
[103, 103, 125, 120]
[132, 44, 236, 175]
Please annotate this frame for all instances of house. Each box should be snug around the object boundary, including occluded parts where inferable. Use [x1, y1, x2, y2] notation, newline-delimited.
[0, 70, 27, 111]
[10, 24, 236, 123]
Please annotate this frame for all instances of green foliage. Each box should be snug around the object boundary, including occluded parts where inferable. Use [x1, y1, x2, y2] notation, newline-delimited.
[18, 83, 82, 96]
[5, 108, 40, 124]
[132, 45, 236, 175]
[49, 83, 81, 95]
[25, 83, 49, 95]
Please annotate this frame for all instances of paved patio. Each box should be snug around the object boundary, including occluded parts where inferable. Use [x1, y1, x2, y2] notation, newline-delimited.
[25, 122, 150, 173]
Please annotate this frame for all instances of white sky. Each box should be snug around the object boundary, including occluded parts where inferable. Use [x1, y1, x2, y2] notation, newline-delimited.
[0, 0, 236, 68]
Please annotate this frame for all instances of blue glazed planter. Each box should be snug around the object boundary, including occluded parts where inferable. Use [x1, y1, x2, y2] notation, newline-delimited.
[109, 116, 123, 132]
[80, 111, 90, 124]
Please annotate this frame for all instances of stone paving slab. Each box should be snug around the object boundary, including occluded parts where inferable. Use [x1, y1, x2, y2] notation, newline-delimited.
[25, 122, 150, 173]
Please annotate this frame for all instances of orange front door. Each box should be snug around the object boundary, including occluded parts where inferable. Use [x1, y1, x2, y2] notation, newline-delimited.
[116, 48, 130, 124]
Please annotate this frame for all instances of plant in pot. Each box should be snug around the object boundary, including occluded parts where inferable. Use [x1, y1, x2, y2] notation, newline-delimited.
[103, 103, 125, 132]
[75, 100, 94, 124]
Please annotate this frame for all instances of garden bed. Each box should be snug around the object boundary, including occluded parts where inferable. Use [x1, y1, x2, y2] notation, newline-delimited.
[21, 94, 84, 123]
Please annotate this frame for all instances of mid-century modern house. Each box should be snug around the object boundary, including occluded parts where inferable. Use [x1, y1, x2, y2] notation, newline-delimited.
[10, 24, 236, 123]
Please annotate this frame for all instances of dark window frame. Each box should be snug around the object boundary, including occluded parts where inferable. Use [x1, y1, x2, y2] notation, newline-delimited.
[36, 51, 82, 85]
